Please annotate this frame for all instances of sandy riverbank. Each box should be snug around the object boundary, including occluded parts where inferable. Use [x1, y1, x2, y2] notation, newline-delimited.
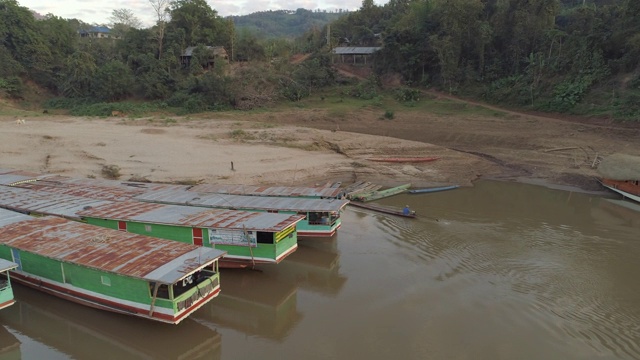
[0, 116, 491, 188]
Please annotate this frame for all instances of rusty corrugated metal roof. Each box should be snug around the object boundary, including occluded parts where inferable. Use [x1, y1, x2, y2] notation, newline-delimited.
[0, 186, 303, 231]
[77, 201, 304, 231]
[0, 208, 32, 227]
[0, 186, 110, 219]
[15, 180, 147, 202]
[0, 215, 225, 283]
[135, 189, 349, 212]
[188, 184, 343, 198]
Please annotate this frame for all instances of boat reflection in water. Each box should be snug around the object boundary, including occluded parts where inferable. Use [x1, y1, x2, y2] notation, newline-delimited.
[594, 198, 640, 229]
[0, 325, 20, 359]
[0, 284, 221, 360]
[194, 268, 302, 341]
[276, 235, 347, 296]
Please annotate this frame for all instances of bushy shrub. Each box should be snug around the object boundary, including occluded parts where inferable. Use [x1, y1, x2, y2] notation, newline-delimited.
[0, 76, 24, 98]
[348, 76, 379, 100]
[279, 77, 309, 101]
[394, 87, 421, 102]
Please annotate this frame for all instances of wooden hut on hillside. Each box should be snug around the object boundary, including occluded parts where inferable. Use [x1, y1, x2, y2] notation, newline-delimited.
[180, 46, 229, 69]
[332, 47, 380, 65]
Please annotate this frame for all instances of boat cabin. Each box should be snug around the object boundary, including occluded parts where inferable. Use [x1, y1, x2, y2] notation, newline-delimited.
[0, 258, 18, 310]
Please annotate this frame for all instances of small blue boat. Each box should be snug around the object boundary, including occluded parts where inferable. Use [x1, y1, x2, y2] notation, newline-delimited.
[409, 185, 459, 194]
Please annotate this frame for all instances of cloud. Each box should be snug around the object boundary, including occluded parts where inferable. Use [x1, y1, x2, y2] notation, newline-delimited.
[18, 0, 370, 27]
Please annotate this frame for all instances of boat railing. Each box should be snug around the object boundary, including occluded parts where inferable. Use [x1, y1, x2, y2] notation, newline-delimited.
[0, 279, 8, 291]
[308, 218, 338, 226]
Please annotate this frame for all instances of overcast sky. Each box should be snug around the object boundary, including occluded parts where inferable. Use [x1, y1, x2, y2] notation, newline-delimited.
[19, 0, 374, 27]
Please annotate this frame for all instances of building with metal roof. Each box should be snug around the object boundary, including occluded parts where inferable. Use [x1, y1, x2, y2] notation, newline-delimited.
[332, 47, 381, 65]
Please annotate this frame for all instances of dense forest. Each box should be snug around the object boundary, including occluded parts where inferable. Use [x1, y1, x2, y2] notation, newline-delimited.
[1, 0, 639, 120]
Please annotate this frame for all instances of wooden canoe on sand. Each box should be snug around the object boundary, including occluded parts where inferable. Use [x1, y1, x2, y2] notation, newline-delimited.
[366, 157, 439, 163]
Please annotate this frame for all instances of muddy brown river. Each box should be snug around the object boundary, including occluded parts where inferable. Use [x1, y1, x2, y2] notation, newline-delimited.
[1, 180, 639, 359]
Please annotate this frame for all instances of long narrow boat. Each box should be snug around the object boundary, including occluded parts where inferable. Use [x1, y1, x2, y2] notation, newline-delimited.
[0, 208, 225, 324]
[77, 201, 305, 268]
[350, 183, 411, 202]
[0, 186, 303, 268]
[0, 171, 349, 237]
[0, 186, 304, 268]
[134, 189, 349, 237]
[597, 153, 640, 204]
[0, 258, 18, 310]
[348, 201, 416, 218]
[409, 185, 460, 194]
[599, 182, 640, 204]
[366, 157, 439, 163]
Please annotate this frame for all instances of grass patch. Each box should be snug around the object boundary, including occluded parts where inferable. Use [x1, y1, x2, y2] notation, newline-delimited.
[101, 165, 121, 180]
[229, 129, 256, 141]
[44, 98, 178, 117]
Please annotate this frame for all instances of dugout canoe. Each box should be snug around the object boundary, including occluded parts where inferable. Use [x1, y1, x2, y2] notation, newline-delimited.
[366, 157, 439, 163]
[348, 201, 416, 218]
[409, 185, 459, 194]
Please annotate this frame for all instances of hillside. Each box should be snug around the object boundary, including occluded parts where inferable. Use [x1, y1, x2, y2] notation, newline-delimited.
[230, 9, 347, 38]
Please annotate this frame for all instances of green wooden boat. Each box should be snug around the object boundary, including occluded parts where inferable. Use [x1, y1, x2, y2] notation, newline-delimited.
[350, 183, 411, 202]
[0, 258, 18, 310]
[76, 201, 304, 269]
[0, 209, 226, 324]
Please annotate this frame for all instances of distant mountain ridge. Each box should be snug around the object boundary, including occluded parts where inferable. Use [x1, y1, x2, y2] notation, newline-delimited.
[230, 9, 348, 38]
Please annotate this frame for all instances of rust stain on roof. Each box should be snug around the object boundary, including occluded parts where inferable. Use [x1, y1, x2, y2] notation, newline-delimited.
[77, 201, 304, 231]
[0, 216, 202, 279]
[11, 176, 181, 202]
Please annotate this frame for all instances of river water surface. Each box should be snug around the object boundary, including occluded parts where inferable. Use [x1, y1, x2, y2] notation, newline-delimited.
[1, 180, 639, 359]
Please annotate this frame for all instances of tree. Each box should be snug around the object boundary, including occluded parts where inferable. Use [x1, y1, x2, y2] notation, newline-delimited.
[61, 51, 97, 97]
[109, 8, 142, 38]
[0, 0, 55, 87]
[149, 0, 170, 59]
[235, 29, 266, 62]
[168, 0, 233, 52]
[92, 60, 134, 101]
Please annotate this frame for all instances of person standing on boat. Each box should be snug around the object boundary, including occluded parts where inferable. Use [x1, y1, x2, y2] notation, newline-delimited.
[403, 205, 411, 216]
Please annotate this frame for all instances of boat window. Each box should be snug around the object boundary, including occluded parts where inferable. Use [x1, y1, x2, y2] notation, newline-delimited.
[256, 231, 273, 244]
[144, 224, 152, 232]
[308, 212, 331, 225]
[173, 273, 199, 297]
[101, 275, 111, 286]
[149, 282, 171, 299]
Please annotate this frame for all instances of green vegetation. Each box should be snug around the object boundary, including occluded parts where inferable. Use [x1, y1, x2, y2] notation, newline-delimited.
[101, 165, 121, 179]
[1, 0, 639, 121]
[232, 9, 347, 39]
